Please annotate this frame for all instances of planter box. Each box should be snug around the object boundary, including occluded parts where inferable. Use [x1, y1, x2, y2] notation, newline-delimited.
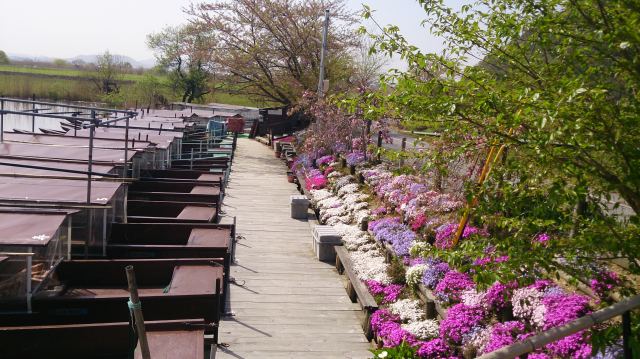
[312, 225, 342, 262]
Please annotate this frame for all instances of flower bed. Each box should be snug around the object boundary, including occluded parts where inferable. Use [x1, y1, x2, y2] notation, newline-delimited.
[284, 144, 626, 358]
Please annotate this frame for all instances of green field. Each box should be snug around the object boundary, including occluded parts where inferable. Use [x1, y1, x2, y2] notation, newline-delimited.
[0, 64, 148, 82]
[0, 64, 266, 108]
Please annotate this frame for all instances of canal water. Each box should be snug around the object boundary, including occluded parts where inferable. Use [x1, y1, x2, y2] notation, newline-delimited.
[0, 99, 104, 133]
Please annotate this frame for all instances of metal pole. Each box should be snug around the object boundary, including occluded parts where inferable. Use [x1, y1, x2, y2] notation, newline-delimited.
[190, 148, 194, 170]
[26, 248, 32, 313]
[86, 111, 95, 204]
[66, 217, 72, 260]
[102, 208, 107, 257]
[317, 9, 330, 97]
[125, 266, 152, 359]
[623, 311, 632, 359]
[31, 94, 36, 132]
[123, 117, 130, 179]
[1, 99, 4, 143]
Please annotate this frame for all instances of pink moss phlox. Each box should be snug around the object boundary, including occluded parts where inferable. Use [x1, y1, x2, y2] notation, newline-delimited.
[411, 213, 428, 231]
[417, 338, 457, 358]
[365, 280, 405, 304]
[316, 155, 334, 167]
[484, 282, 515, 311]
[481, 321, 526, 354]
[439, 303, 485, 343]
[370, 309, 418, 347]
[435, 271, 476, 304]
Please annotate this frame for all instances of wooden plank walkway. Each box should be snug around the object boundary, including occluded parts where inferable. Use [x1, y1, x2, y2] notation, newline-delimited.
[217, 138, 372, 359]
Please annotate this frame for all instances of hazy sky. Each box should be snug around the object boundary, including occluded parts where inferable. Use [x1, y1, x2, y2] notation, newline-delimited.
[0, 0, 449, 63]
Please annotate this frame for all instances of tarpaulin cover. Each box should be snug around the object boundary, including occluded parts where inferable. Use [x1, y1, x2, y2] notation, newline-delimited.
[69, 128, 181, 148]
[0, 142, 137, 163]
[0, 177, 123, 205]
[3, 133, 154, 151]
[0, 158, 114, 178]
[0, 212, 67, 247]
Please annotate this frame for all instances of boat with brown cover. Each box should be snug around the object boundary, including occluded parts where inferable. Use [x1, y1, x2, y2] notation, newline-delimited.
[0, 258, 224, 335]
[0, 319, 214, 359]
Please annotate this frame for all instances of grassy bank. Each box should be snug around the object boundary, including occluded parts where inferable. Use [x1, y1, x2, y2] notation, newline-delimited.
[0, 64, 267, 108]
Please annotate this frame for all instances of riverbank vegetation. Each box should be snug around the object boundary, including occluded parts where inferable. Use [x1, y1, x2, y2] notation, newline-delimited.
[0, 57, 266, 107]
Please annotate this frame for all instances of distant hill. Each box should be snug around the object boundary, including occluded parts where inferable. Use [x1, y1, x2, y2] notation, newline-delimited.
[7, 52, 156, 68]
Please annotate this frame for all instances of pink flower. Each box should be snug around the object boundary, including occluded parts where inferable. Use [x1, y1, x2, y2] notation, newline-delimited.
[535, 233, 550, 244]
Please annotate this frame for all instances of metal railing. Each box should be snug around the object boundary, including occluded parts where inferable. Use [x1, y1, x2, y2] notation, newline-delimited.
[478, 294, 640, 359]
[0, 97, 138, 203]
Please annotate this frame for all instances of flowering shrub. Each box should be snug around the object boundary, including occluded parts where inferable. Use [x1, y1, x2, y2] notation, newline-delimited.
[299, 150, 611, 357]
[316, 155, 334, 167]
[402, 320, 439, 340]
[389, 299, 425, 322]
[346, 151, 366, 166]
[434, 271, 476, 305]
[369, 217, 416, 256]
[367, 280, 405, 304]
[416, 338, 455, 358]
[371, 309, 418, 347]
[439, 303, 485, 343]
[481, 321, 526, 354]
[422, 260, 451, 289]
[405, 264, 428, 287]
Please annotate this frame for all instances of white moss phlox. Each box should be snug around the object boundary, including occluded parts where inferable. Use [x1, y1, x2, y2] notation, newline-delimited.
[389, 299, 425, 322]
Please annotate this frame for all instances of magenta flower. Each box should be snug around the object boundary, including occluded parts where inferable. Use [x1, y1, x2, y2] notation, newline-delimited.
[435, 271, 476, 304]
[535, 233, 550, 244]
[417, 338, 455, 358]
[481, 321, 526, 354]
[439, 303, 485, 343]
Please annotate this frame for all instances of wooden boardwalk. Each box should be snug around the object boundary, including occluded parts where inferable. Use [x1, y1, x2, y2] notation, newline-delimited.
[217, 138, 372, 359]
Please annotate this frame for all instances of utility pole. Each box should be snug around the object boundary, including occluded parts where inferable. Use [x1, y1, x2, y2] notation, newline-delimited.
[317, 9, 330, 97]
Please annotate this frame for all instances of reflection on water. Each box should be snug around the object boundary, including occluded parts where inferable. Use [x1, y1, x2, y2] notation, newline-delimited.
[0, 100, 104, 133]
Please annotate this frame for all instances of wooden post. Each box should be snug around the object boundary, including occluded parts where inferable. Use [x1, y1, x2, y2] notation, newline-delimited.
[125, 265, 151, 359]
[425, 300, 437, 319]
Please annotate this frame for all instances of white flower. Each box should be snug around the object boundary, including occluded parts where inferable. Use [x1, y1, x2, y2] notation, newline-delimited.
[405, 264, 428, 287]
[619, 41, 631, 49]
[462, 289, 486, 308]
[309, 189, 333, 205]
[333, 175, 355, 189]
[464, 325, 492, 352]
[337, 183, 360, 197]
[389, 299, 424, 322]
[326, 214, 352, 225]
[349, 249, 390, 284]
[402, 319, 439, 340]
[378, 351, 388, 358]
[317, 196, 342, 210]
[511, 287, 544, 326]
[354, 209, 371, 225]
